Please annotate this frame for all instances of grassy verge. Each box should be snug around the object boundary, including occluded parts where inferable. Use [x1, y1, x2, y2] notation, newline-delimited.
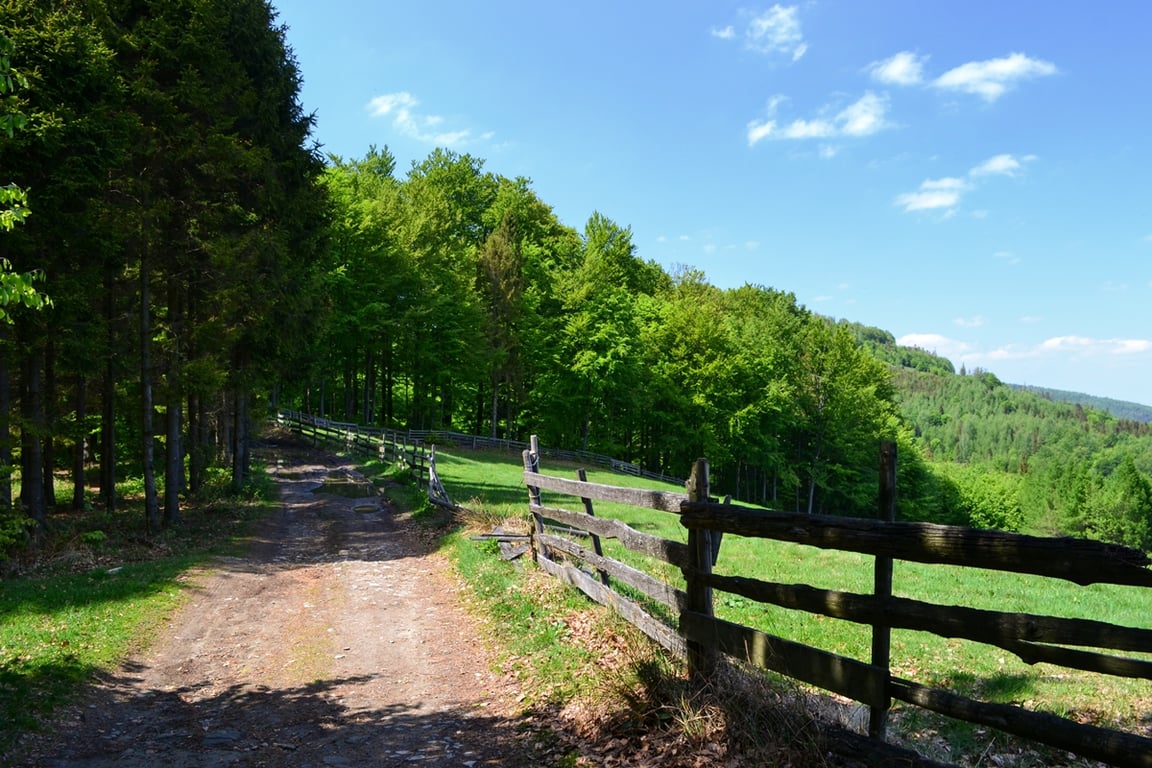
[0, 466, 275, 759]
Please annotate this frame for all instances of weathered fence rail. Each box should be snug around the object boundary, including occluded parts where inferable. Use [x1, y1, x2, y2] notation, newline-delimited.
[276, 410, 432, 489]
[521, 436, 1152, 768]
[406, 428, 683, 486]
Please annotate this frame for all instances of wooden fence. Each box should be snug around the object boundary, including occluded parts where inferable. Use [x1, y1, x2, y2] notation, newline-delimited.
[522, 437, 1152, 768]
[276, 410, 430, 489]
[404, 429, 683, 486]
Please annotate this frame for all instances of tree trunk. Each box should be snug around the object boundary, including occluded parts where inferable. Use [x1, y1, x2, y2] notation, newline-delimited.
[140, 256, 160, 532]
[382, 334, 393, 425]
[20, 347, 46, 532]
[0, 345, 11, 511]
[100, 272, 116, 512]
[71, 376, 87, 510]
[343, 355, 354, 421]
[42, 340, 56, 509]
[490, 376, 499, 439]
[231, 385, 249, 491]
[188, 392, 202, 494]
[164, 281, 183, 525]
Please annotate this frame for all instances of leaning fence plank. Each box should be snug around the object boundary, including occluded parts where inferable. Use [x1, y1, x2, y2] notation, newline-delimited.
[530, 503, 690, 568]
[537, 534, 686, 612]
[536, 554, 686, 657]
[889, 677, 1152, 768]
[680, 611, 888, 709]
[679, 503, 1152, 587]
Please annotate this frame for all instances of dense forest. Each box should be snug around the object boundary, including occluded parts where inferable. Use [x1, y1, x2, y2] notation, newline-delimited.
[1, 0, 1150, 557]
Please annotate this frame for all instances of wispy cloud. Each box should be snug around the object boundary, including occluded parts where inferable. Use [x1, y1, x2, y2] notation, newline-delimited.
[366, 91, 474, 146]
[868, 51, 927, 86]
[979, 336, 1152, 362]
[747, 92, 890, 145]
[898, 333, 1152, 374]
[896, 333, 974, 360]
[895, 153, 1035, 214]
[932, 53, 1057, 101]
[715, 5, 807, 60]
[869, 50, 1056, 102]
[971, 153, 1036, 177]
[895, 177, 968, 213]
[1036, 336, 1152, 356]
[954, 315, 986, 328]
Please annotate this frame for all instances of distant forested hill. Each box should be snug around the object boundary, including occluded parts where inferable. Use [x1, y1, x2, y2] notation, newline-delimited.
[1011, 385, 1152, 423]
[840, 320, 1152, 548]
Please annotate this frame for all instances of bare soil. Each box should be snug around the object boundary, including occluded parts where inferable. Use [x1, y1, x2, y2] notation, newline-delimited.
[13, 439, 557, 768]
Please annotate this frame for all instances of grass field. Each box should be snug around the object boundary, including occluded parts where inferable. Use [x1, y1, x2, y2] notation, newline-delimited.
[431, 444, 1152, 756]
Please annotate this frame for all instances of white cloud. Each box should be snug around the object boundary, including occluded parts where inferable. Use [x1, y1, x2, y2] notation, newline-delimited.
[895, 177, 968, 212]
[954, 315, 987, 328]
[897, 155, 1036, 215]
[932, 53, 1057, 101]
[838, 92, 889, 136]
[367, 91, 473, 146]
[868, 51, 927, 86]
[970, 153, 1036, 177]
[711, 25, 735, 40]
[990, 336, 1152, 359]
[994, 250, 1022, 265]
[747, 92, 890, 146]
[896, 333, 974, 360]
[742, 5, 807, 60]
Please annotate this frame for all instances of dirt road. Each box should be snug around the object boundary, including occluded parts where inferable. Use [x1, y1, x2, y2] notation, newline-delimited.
[16, 440, 550, 768]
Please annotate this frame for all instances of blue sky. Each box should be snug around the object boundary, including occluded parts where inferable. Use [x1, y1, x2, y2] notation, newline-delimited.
[271, 1, 1152, 407]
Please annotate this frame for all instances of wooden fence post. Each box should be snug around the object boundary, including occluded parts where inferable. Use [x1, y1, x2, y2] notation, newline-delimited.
[869, 440, 897, 739]
[524, 435, 546, 563]
[685, 458, 717, 679]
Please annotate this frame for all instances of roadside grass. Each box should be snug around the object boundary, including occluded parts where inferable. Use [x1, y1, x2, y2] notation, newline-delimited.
[428, 445, 1152, 762]
[0, 465, 276, 760]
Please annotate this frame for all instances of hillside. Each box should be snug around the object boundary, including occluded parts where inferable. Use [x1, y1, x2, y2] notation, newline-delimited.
[1011, 384, 1152, 423]
[833, 320, 1151, 544]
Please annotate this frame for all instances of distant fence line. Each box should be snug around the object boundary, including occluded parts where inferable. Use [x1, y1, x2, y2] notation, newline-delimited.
[275, 410, 682, 486]
[521, 436, 1152, 768]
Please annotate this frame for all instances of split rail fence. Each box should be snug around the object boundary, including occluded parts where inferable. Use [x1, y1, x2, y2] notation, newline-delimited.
[522, 437, 1152, 768]
[276, 410, 461, 505]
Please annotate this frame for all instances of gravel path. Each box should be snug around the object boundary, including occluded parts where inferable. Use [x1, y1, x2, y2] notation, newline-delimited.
[14, 440, 549, 768]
